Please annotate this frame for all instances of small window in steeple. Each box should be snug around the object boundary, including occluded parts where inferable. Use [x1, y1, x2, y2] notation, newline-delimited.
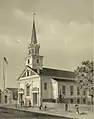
[37, 59, 39, 63]
[28, 59, 30, 64]
[27, 70, 29, 76]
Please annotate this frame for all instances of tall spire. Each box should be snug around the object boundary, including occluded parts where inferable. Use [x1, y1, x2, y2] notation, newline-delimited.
[31, 13, 37, 44]
[26, 14, 43, 69]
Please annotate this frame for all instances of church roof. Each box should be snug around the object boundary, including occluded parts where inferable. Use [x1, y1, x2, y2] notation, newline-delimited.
[32, 67, 75, 79]
[17, 66, 75, 81]
[41, 67, 75, 78]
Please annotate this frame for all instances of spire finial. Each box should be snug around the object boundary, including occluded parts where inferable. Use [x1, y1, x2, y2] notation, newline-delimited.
[30, 13, 37, 44]
[33, 13, 36, 21]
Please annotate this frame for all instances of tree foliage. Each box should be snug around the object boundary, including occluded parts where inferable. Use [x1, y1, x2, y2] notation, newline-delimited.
[75, 60, 94, 96]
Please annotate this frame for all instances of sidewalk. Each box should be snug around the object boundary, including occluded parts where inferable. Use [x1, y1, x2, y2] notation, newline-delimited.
[0, 104, 94, 119]
[27, 106, 94, 119]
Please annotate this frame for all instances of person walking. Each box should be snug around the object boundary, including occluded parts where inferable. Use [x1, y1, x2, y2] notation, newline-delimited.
[65, 103, 68, 111]
[39, 104, 42, 110]
[75, 104, 79, 114]
[29, 100, 31, 107]
[44, 105, 47, 111]
[15, 100, 17, 108]
[20, 100, 22, 107]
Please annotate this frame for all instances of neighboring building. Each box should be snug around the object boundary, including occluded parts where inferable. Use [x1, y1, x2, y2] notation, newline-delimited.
[17, 15, 87, 106]
[1, 88, 18, 104]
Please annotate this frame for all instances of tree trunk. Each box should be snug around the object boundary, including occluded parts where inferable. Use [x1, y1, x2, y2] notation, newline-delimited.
[91, 96, 93, 111]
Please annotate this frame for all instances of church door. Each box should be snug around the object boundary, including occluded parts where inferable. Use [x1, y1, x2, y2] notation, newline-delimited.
[33, 93, 37, 105]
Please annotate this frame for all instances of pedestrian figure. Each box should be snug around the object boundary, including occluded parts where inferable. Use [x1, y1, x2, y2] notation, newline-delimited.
[39, 105, 41, 110]
[39, 104, 43, 110]
[65, 103, 68, 111]
[20, 100, 23, 107]
[24, 98, 27, 107]
[22, 100, 24, 106]
[15, 101, 17, 108]
[75, 104, 79, 114]
[44, 105, 47, 111]
[29, 100, 31, 107]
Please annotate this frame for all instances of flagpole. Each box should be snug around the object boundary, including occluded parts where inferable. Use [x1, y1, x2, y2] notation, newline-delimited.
[3, 58, 5, 90]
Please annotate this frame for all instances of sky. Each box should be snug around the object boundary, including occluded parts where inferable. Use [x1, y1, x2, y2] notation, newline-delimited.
[0, 0, 93, 89]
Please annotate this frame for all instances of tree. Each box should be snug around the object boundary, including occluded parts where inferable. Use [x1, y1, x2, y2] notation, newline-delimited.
[75, 60, 94, 108]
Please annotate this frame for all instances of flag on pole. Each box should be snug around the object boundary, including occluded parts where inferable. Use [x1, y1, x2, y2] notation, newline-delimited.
[4, 57, 8, 65]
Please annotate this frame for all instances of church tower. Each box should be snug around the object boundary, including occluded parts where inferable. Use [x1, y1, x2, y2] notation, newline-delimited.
[25, 14, 43, 69]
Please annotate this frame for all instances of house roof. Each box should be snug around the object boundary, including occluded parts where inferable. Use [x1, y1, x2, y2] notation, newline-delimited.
[7, 88, 18, 100]
[52, 77, 75, 82]
[7, 88, 18, 93]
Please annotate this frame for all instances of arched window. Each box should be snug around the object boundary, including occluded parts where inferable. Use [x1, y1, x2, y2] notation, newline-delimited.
[77, 99, 80, 104]
[62, 85, 66, 95]
[77, 87, 80, 95]
[26, 84, 30, 96]
[70, 86, 74, 95]
[83, 98, 86, 104]
[83, 90, 86, 95]
[70, 99, 74, 104]
[44, 83, 47, 90]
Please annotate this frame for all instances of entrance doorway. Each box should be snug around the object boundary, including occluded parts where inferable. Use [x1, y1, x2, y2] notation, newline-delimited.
[19, 93, 23, 102]
[33, 93, 37, 105]
[5, 95, 7, 103]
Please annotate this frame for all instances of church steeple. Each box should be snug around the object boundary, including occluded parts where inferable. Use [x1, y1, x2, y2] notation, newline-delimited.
[31, 13, 37, 44]
[28, 13, 40, 55]
[25, 13, 43, 69]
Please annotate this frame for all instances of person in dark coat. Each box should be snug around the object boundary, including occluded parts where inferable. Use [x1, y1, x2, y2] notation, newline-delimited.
[65, 103, 68, 111]
[20, 100, 24, 107]
[20, 100, 23, 107]
[29, 100, 31, 107]
[44, 105, 47, 111]
[75, 104, 79, 114]
[15, 101, 17, 108]
[39, 103, 43, 110]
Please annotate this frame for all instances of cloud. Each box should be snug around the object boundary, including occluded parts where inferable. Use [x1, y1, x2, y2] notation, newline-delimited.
[4, 9, 94, 54]
[0, 34, 12, 47]
[38, 20, 92, 51]
[14, 9, 32, 21]
[0, 34, 27, 52]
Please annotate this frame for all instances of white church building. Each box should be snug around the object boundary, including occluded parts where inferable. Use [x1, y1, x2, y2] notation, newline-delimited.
[17, 15, 87, 106]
